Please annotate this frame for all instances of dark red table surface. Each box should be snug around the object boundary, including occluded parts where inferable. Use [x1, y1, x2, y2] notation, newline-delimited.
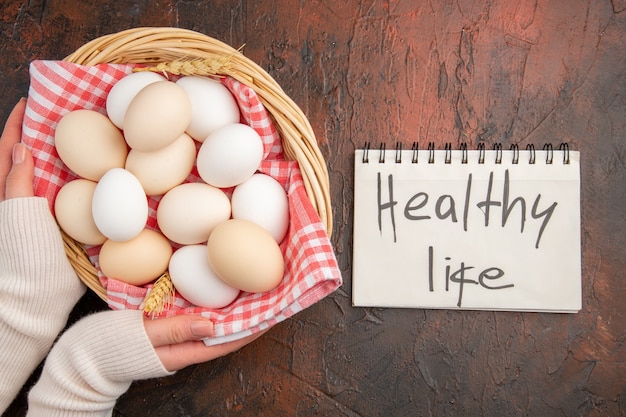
[1, 1, 624, 416]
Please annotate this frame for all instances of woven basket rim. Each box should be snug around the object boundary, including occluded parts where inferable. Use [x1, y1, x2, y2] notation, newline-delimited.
[55, 27, 332, 303]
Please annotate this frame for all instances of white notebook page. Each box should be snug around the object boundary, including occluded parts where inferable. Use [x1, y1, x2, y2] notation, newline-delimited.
[352, 147, 581, 312]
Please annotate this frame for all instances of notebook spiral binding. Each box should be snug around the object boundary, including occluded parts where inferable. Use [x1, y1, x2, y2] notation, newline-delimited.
[361, 142, 571, 165]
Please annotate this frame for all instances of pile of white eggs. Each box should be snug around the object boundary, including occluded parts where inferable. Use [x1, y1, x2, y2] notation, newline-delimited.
[53, 72, 290, 309]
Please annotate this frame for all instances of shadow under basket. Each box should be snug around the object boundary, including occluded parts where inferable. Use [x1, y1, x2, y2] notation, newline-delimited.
[60, 27, 333, 304]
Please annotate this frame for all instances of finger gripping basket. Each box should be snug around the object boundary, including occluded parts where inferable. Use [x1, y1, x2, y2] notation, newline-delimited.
[26, 27, 340, 343]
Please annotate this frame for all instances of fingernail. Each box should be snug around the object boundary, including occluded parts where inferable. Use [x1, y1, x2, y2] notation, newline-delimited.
[190, 319, 214, 338]
[12, 143, 26, 164]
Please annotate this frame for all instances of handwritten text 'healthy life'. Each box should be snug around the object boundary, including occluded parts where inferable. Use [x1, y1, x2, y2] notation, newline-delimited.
[374, 169, 558, 307]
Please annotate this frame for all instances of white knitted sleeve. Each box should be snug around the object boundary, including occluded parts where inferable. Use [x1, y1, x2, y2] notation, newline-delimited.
[0, 197, 86, 411]
[27, 309, 174, 417]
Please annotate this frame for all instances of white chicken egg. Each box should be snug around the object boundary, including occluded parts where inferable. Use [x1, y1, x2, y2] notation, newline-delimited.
[176, 76, 241, 142]
[92, 168, 148, 242]
[168, 244, 240, 309]
[196, 123, 264, 188]
[231, 173, 290, 243]
[106, 71, 167, 129]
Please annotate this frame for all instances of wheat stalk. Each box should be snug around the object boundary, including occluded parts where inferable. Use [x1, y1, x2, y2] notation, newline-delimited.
[142, 272, 175, 317]
[134, 57, 229, 77]
[134, 45, 245, 78]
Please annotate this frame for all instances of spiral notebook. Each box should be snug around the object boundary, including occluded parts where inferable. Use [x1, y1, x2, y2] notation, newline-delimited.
[352, 143, 581, 313]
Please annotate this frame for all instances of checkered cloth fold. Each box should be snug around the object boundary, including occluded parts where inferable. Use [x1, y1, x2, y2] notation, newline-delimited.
[23, 60, 342, 345]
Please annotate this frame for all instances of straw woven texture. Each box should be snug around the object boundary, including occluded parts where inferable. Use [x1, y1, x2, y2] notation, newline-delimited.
[59, 27, 333, 302]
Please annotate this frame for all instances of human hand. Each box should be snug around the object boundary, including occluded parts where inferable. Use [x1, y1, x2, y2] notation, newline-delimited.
[143, 314, 266, 371]
[0, 99, 33, 202]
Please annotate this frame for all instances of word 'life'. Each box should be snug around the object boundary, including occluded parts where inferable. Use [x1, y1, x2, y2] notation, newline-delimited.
[427, 246, 513, 307]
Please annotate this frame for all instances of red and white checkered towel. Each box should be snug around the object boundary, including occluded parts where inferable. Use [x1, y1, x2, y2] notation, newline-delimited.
[23, 60, 342, 345]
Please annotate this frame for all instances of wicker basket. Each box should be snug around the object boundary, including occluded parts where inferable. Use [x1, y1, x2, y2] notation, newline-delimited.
[60, 27, 332, 302]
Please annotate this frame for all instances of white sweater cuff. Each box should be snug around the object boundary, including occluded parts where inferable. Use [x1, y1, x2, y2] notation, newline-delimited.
[27, 309, 174, 416]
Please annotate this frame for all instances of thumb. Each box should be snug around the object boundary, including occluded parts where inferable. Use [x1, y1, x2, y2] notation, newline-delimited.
[143, 315, 214, 347]
[5, 143, 35, 199]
